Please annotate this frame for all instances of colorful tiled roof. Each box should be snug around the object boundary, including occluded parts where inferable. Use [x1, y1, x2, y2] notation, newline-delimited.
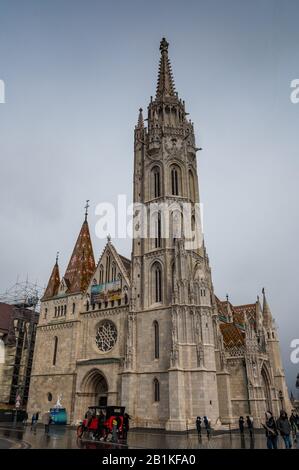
[233, 303, 256, 328]
[64, 220, 96, 294]
[219, 323, 245, 348]
[43, 261, 60, 300]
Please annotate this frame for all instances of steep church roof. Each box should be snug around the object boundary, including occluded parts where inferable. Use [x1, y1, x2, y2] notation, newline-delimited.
[42, 254, 60, 300]
[118, 254, 131, 278]
[63, 218, 96, 295]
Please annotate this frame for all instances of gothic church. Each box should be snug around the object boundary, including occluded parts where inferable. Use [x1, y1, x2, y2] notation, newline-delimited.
[27, 39, 291, 430]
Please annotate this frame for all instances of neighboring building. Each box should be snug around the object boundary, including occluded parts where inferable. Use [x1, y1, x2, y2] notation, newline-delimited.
[27, 38, 291, 429]
[0, 302, 39, 407]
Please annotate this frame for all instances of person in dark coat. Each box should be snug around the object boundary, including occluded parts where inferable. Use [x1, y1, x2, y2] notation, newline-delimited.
[31, 411, 39, 434]
[262, 411, 278, 449]
[196, 416, 202, 436]
[239, 416, 245, 434]
[123, 413, 131, 441]
[246, 416, 254, 437]
[290, 412, 297, 443]
[277, 410, 292, 448]
[203, 416, 211, 438]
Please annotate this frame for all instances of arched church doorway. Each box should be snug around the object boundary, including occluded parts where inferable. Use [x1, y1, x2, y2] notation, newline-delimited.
[261, 367, 272, 412]
[81, 369, 108, 408]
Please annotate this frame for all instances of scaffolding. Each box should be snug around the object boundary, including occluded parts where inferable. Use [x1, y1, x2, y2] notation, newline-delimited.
[0, 279, 44, 311]
[0, 279, 43, 407]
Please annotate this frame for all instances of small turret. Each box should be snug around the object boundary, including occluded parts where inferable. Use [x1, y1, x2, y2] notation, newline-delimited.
[43, 252, 60, 300]
[262, 287, 273, 328]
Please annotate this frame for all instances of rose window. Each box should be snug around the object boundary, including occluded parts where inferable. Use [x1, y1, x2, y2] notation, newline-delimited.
[95, 320, 117, 352]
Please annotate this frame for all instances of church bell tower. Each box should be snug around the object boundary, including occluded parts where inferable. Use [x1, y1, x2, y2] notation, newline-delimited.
[126, 38, 220, 431]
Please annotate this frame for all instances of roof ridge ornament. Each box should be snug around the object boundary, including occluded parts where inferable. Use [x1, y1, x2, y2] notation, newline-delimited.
[160, 37, 169, 54]
[84, 199, 90, 222]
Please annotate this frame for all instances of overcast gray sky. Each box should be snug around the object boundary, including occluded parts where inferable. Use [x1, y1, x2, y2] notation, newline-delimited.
[0, 0, 298, 392]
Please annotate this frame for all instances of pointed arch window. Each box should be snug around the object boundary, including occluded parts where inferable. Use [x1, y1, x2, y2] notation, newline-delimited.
[189, 170, 196, 202]
[152, 262, 162, 303]
[155, 212, 162, 248]
[111, 262, 117, 282]
[171, 165, 181, 196]
[171, 208, 183, 240]
[153, 321, 159, 359]
[171, 263, 175, 293]
[153, 378, 160, 402]
[53, 336, 58, 366]
[106, 255, 111, 283]
[152, 166, 161, 198]
[99, 264, 104, 284]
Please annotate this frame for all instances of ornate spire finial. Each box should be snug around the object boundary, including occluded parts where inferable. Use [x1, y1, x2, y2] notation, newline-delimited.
[160, 37, 169, 54]
[262, 287, 265, 295]
[84, 199, 90, 221]
[156, 37, 176, 99]
[226, 294, 229, 302]
[137, 108, 144, 128]
[56, 251, 59, 264]
[107, 234, 111, 243]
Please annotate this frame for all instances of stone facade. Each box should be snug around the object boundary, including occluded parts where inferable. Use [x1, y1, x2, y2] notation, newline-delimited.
[27, 38, 291, 429]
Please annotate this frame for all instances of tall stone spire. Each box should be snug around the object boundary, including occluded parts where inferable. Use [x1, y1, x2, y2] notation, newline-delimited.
[262, 287, 273, 327]
[156, 37, 176, 100]
[64, 207, 96, 294]
[43, 252, 60, 300]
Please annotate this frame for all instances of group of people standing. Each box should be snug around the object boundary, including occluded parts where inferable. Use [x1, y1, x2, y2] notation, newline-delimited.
[82, 409, 131, 443]
[239, 416, 254, 437]
[195, 416, 212, 438]
[30, 410, 52, 435]
[263, 410, 299, 449]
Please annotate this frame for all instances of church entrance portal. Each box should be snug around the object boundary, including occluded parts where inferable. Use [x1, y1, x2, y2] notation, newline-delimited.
[81, 369, 108, 409]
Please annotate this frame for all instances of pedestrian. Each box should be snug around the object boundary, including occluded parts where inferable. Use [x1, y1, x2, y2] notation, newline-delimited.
[31, 411, 38, 434]
[196, 416, 202, 436]
[111, 417, 118, 443]
[277, 410, 292, 449]
[239, 416, 245, 434]
[290, 412, 297, 443]
[42, 410, 51, 435]
[262, 411, 278, 449]
[246, 416, 254, 437]
[23, 411, 28, 426]
[203, 416, 211, 438]
[30, 413, 36, 431]
[123, 413, 131, 441]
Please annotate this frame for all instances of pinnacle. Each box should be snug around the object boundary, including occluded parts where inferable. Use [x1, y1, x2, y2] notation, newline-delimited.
[43, 257, 60, 300]
[156, 37, 176, 99]
[136, 108, 144, 128]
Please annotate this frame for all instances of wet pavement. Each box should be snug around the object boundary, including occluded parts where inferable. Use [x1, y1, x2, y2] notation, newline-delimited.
[0, 424, 298, 449]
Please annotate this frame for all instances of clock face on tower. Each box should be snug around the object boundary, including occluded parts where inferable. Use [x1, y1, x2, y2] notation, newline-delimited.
[95, 320, 118, 352]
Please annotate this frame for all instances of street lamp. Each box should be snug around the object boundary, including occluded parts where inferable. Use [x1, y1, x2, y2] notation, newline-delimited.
[278, 390, 284, 411]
